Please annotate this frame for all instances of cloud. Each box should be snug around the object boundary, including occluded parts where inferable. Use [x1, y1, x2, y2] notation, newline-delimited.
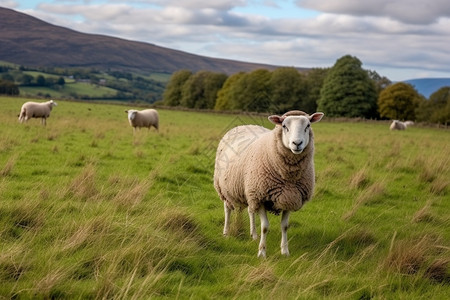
[297, 0, 450, 24]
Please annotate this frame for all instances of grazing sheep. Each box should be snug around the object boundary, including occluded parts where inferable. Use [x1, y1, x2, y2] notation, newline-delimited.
[214, 110, 324, 258]
[390, 120, 407, 130]
[18, 100, 57, 126]
[125, 109, 159, 132]
[404, 121, 414, 127]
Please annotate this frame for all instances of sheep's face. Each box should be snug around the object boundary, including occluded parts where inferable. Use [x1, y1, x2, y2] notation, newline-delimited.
[50, 100, 57, 106]
[269, 112, 324, 154]
[125, 110, 138, 121]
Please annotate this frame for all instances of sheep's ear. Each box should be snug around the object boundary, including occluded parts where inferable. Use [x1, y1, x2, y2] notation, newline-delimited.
[268, 115, 284, 125]
[309, 112, 324, 123]
[125, 110, 129, 113]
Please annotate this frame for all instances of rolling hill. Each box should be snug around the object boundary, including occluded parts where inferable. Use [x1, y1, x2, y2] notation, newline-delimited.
[0, 7, 286, 75]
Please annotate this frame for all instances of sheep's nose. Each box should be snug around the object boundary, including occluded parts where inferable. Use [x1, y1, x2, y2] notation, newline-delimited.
[292, 140, 303, 147]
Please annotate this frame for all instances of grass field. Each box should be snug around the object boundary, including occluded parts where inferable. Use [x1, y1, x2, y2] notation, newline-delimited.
[19, 82, 118, 99]
[0, 96, 449, 299]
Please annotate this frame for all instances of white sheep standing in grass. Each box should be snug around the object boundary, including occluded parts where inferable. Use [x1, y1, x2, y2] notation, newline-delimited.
[214, 110, 324, 258]
[390, 120, 407, 130]
[18, 100, 57, 126]
[125, 109, 159, 133]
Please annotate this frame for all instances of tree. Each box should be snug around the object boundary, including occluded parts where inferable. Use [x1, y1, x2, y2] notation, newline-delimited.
[19, 74, 34, 86]
[215, 72, 245, 111]
[57, 77, 66, 86]
[180, 71, 227, 109]
[234, 69, 272, 112]
[0, 80, 19, 95]
[318, 55, 378, 118]
[163, 70, 192, 106]
[269, 67, 308, 113]
[377, 82, 421, 120]
[201, 72, 227, 109]
[304, 68, 328, 113]
[1, 73, 14, 82]
[416, 86, 450, 124]
[36, 75, 46, 86]
[367, 69, 391, 95]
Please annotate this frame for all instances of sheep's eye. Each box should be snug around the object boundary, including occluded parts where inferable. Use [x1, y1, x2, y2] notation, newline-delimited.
[282, 124, 289, 131]
[305, 123, 310, 132]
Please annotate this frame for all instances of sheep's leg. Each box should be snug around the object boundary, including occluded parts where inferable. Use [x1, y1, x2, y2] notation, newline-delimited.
[257, 207, 269, 258]
[223, 202, 231, 236]
[280, 210, 290, 256]
[248, 207, 258, 240]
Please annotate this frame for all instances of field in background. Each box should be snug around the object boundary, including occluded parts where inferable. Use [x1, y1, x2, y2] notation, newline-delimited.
[0, 96, 449, 298]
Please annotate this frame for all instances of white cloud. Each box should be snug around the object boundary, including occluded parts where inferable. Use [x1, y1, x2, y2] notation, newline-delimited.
[297, 0, 450, 24]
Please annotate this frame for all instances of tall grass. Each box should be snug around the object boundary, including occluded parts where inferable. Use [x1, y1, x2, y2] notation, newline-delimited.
[0, 96, 448, 298]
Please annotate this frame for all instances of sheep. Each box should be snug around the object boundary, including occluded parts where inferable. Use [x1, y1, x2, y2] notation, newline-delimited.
[214, 110, 324, 258]
[18, 100, 57, 126]
[390, 120, 407, 130]
[404, 121, 414, 127]
[125, 109, 159, 132]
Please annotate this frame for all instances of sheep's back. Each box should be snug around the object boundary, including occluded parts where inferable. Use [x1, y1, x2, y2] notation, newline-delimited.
[214, 125, 270, 208]
[22, 102, 49, 117]
[216, 125, 269, 165]
[133, 109, 158, 127]
[390, 121, 406, 130]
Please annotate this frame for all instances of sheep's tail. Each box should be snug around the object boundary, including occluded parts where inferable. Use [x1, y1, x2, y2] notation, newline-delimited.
[18, 107, 26, 123]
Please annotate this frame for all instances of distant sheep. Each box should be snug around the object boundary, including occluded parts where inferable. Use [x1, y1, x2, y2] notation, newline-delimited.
[18, 100, 57, 125]
[390, 120, 407, 130]
[404, 121, 414, 127]
[125, 109, 159, 132]
[214, 110, 324, 258]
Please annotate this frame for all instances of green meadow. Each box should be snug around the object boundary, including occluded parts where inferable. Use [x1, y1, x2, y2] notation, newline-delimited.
[0, 96, 448, 299]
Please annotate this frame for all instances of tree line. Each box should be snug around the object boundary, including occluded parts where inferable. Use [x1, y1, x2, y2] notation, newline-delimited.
[163, 55, 450, 124]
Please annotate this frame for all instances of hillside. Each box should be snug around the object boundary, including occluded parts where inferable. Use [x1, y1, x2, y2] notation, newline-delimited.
[404, 78, 450, 98]
[0, 7, 284, 75]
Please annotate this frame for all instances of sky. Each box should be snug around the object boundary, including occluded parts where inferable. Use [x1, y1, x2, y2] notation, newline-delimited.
[2, 0, 450, 81]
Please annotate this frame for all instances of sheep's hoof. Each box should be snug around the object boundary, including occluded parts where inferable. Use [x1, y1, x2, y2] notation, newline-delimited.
[251, 233, 258, 240]
[281, 246, 290, 256]
[257, 249, 266, 258]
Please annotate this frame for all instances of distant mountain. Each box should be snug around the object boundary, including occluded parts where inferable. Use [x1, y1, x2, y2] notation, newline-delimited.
[403, 78, 450, 98]
[0, 7, 290, 75]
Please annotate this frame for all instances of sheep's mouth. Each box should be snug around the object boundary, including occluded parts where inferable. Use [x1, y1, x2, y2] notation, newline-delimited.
[290, 148, 303, 154]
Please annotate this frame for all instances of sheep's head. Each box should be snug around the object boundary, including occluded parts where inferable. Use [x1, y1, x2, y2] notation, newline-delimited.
[49, 100, 57, 106]
[125, 110, 138, 120]
[269, 111, 324, 154]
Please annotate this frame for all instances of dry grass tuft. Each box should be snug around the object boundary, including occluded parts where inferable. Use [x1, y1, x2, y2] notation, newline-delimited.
[418, 167, 436, 184]
[112, 177, 150, 208]
[244, 264, 277, 288]
[34, 268, 69, 296]
[350, 168, 370, 189]
[412, 199, 434, 223]
[67, 164, 98, 200]
[12, 204, 45, 232]
[342, 182, 386, 220]
[1, 155, 17, 177]
[430, 177, 449, 196]
[61, 224, 92, 251]
[160, 210, 198, 235]
[424, 259, 450, 283]
[385, 237, 427, 275]
[384, 234, 446, 278]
